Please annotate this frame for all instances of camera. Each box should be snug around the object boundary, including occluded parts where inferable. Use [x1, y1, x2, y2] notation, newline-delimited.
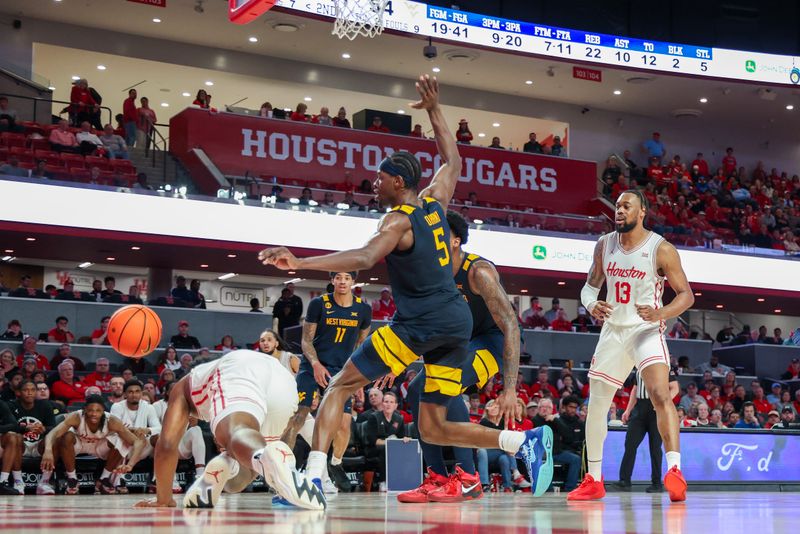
[423, 44, 438, 59]
[13, 19, 22, 30]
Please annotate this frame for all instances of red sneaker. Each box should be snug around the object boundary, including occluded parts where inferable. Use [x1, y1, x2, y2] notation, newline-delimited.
[428, 466, 483, 503]
[567, 474, 606, 501]
[397, 467, 448, 503]
[663, 466, 687, 502]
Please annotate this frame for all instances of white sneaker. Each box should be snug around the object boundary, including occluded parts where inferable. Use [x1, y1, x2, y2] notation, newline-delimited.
[512, 471, 532, 488]
[36, 482, 55, 495]
[13, 480, 25, 495]
[256, 441, 326, 511]
[183, 453, 238, 509]
[172, 478, 183, 494]
[321, 477, 339, 495]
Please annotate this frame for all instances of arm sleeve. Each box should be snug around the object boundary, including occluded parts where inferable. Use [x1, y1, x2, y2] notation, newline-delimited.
[306, 297, 322, 324]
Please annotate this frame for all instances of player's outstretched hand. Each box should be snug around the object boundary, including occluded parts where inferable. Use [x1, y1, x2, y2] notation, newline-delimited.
[134, 497, 177, 508]
[410, 75, 439, 111]
[635, 305, 662, 323]
[312, 361, 332, 387]
[374, 373, 397, 390]
[496, 389, 517, 429]
[258, 246, 300, 270]
[590, 301, 614, 321]
[114, 464, 133, 474]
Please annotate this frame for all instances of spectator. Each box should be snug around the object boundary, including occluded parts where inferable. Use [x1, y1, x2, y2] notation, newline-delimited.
[122, 89, 138, 147]
[766, 383, 783, 405]
[532, 397, 581, 491]
[312, 107, 333, 126]
[215, 335, 238, 354]
[642, 132, 665, 163]
[107, 376, 126, 404]
[715, 326, 735, 346]
[410, 124, 424, 138]
[121, 354, 155, 376]
[696, 353, 732, 377]
[75, 121, 104, 156]
[520, 297, 540, 324]
[101, 276, 123, 299]
[176, 353, 194, 378]
[169, 321, 201, 350]
[0, 320, 23, 343]
[571, 306, 596, 333]
[69, 78, 98, 125]
[678, 383, 701, 411]
[5, 379, 56, 494]
[550, 135, 564, 156]
[356, 388, 384, 424]
[0, 349, 18, 376]
[29, 159, 52, 179]
[332, 107, 351, 128]
[249, 297, 263, 312]
[774, 406, 796, 429]
[676, 356, 693, 374]
[690, 152, 709, 177]
[549, 309, 573, 332]
[17, 338, 49, 371]
[1, 372, 23, 401]
[734, 402, 761, 428]
[475, 400, 513, 492]
[49, 119, 80, 153]
[194, 347, 212, 365]
[290, 103, 308, 122]
[751, 385, 772, 415]
[271, 283, 304, 337]
[90, 316, 111, 345]
[156, 368, 176, 394]
[731, 385, 747, 413]
[50, 360, 85, 406]
[99, 124, 129, 159]
[543, 298, 561, 323]
[156, 346, 181, 374]
[766, 328, 784, 345]
[524, 304, 549, 330]
[0, 95, 22, 132]
[136, 97, 157, 150]
[763, 410, 781, 429]
[0, 156, 29, 177]
[523, 132, 543, 154]
[171, 275, 191, 301]
[455, 119, 472, 144]
[364, 391, 407, 484]
[782, 358, 800, 380]
[132, 173, 153, 191]
[371, 287, 397, 321]
[722, 147, 737, 176]
[259, 101, 274, 118]
[188, 279, 207, 309]
[488, 136, 504, 150]
[530, 367, 558, 398]
[49, 344, 85, 371]
[192, 90, 211, 109]
[47, 316, 75, 344]
[367, 116, 390, 133]
[83, 358, 113, 393]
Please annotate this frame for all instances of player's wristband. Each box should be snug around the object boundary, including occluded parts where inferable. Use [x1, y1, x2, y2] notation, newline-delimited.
[580, 283, 600, 312]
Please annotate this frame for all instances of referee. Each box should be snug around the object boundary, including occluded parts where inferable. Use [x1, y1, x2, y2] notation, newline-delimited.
[614, 368, 679, 492]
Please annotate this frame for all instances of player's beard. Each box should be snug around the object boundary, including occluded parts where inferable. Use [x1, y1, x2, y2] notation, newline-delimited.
[616, 219, 637, 233]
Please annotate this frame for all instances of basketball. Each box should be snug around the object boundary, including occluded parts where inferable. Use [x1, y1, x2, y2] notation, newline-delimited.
[107, 305, 163, 358]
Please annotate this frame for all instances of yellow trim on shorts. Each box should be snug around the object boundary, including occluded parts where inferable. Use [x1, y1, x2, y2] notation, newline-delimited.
[424, 364, 463, 397]
[472, 349, 500, 389]
[372, 325, 420, 375]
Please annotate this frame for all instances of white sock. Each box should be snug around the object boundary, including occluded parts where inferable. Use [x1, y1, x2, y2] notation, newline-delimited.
[330, 456, 342, 467]
[306, 451, 328, 482]
[298, 414, 315, 445]
[12, 470, 22, 482]
[40, 470, 52, 483]
[588, 460, 603, 480]
[585, 379, 618, 479]
[498, 430, 526, 453]
[195, 466, 205, 477]
[66, 470, 77, 479]
[0, 473, 8, 483]
[665, 451, 681, 470]
[101, 469, 112, 480]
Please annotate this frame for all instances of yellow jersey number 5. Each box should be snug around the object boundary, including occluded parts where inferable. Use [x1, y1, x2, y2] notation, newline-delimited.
[433, 227, 450, 267]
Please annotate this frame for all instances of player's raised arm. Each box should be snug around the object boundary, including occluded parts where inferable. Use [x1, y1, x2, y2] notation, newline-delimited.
[636, 241, 694, 323]
[413, 75, 462, 207]
[258, 211, 410, 272]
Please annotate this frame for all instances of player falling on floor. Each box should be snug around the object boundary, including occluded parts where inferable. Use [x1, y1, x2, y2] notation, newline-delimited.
[569, 190, 694, 502]
[280, 271, 371, 494]
[135, 349, 325, 510]
[259, 75, 552, 498]
[397, 210, 548, 502]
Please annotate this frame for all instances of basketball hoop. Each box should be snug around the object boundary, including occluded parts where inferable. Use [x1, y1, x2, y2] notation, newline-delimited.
[331, 0, 389, 40]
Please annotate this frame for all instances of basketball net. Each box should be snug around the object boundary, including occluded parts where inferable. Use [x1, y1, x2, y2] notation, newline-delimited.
[331, 0, 388, 40]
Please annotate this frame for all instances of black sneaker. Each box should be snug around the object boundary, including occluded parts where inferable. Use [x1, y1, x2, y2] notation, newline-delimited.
[645, 484, 664, 493]
[0, 481, 21, 495]
[612, 481, 632, 492]
[95, 477, 116, 495]
[328, 463, 350, 493]
[66, 478, 80, 495]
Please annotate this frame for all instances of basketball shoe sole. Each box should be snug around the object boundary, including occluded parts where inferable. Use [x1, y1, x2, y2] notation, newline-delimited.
[183, 453, 237, 509]
[256, 441, 326, 511]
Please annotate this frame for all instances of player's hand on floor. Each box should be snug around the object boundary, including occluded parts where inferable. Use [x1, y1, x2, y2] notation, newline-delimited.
[374, 373, 397, 390]
[635, 305, 662, 322]
[590, 301, 614, 321]
[134, 497, 176, 508]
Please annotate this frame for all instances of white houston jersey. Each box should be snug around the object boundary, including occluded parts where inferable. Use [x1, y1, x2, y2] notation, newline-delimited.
[75, 410, 112, 443]
[602, 230, 666, 328]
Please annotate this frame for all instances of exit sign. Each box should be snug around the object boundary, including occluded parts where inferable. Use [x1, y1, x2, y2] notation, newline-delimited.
[573, 66, 602, 82]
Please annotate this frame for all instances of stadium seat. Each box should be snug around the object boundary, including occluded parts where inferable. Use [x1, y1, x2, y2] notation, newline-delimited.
[60, 153, 86, 168]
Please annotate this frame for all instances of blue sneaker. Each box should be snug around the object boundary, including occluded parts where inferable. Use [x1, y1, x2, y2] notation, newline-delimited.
[271, 494, 295, 507]
[517, 427, 554, 497]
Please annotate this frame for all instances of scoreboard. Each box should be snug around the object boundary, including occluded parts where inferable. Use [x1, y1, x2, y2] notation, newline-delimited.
[273, 0, 800, 87]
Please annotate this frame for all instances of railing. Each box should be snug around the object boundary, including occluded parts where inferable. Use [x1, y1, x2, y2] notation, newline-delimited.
[0, 93, 113, 127]
[144, 122, 170, 182]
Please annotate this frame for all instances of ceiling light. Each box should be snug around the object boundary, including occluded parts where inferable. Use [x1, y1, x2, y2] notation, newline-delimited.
[397, 110, 406, 114]
[287, 271, 297, 275]
[341, 53, 351, 59]
[4, 249, 13, 253]
[285, 278, 304, 284]
[715, 304, 724, 309]
[757, 298, 765, 302]
[248, 36, 259, 43]
[106, 257, 115, 261]
[369, 277, 379, 281]
[227, 254, 237, 258]
[525, 80, 533, 85]
[130, 246, 141, 251]
[96, 65, 106, 71]
[152, 18, 161, 23]
[78, 262, 93, 269]
[699, 97, 708, 103]
[694, 292, 702, 296]
[787, 105, 795, 110]
[48, 86, 55, 91]
[205, 81, 214, 86]
[304, 96, 312, 101]
[478, 133, 486, 138]
[557, 281, 566, 286]
[71, 76, 80, 81]
[218, 273, 237, 281]
[774, 309, 782, 313]
[432, 67, 441, 73]
[520, 289, 528, 293]
[25, 237, 36, 241]
[613, 90, 622, 95]
[160, 102, 169, 107]
[199, 264, 209, 268]
[492, 122, 500, 127]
